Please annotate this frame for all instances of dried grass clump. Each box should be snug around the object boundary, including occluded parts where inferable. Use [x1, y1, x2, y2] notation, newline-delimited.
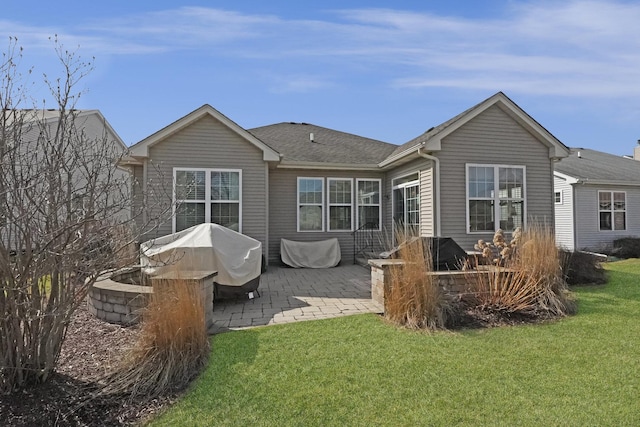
[385, 230, 452, 330]
[469, 225, 575, 317]
[99, 273, 210, 399]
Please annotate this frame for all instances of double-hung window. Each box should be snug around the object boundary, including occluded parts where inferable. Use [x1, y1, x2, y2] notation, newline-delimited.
[298, 177, 324, 231]
[297, 177, 381, 232]
[357, 179, 381, 230]
[599, 191, 626, 231]
[328, 178, 353, 231]
[467, 164, 525, 233]
[174, 168, 241, 232]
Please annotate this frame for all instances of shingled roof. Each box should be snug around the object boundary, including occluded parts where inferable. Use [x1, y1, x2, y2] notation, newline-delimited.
[555, 148, 640, 184]
[248, 122, 397, 168]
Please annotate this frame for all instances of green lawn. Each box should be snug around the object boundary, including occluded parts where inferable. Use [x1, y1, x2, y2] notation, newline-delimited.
[151, 260, 640, 426]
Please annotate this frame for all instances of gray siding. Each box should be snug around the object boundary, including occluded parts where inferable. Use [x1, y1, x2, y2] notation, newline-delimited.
[574, 184, 640, 251]
[143, 115, 269, 258]
[269, 168, 386, 264]
[553, 175, 575, 250]
[436, 105, 555, 251]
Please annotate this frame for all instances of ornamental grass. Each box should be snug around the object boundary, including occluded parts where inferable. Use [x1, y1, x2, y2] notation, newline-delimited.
[99, 269, 210, 399]
[468, 224, 575, 317]
[384, 229, 453, 330]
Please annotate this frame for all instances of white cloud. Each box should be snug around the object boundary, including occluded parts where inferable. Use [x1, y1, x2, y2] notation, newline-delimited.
[2, 1, 639, 97]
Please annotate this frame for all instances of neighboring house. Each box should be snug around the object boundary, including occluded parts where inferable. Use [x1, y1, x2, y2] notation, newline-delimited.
[554, 148, 640, 251]
[1, 109, 130, 250]
[28, 110, 131, 221]
[125, 92, 569, 265]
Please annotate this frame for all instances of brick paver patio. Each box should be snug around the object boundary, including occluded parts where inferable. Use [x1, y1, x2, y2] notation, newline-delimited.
[209, 264, 382, 334]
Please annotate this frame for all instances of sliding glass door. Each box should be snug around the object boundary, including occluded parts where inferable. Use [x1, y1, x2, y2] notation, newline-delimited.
[392, 172, 420, 239]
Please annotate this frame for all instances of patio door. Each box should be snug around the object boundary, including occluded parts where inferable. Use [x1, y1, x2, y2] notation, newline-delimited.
[392, 173, 420, 241]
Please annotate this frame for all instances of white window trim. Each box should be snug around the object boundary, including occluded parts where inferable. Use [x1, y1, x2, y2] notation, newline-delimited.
[598, 190, 626, 232]
[297, 177, 325, 232]
[392, 171, 420, 240]
[327, 177, 354, 232]
[356, 178, 382, 231]
[465, 164, 527, 234]
[555, 191, 563, 205]
[173, 167, 242, 233]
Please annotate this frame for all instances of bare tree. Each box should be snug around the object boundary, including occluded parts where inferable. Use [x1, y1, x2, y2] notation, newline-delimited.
[0, 38, 171, 393]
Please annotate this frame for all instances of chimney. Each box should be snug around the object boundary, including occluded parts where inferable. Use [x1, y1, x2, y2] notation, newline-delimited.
[310, 132, 315, 143]
[634, 139, 640, 161]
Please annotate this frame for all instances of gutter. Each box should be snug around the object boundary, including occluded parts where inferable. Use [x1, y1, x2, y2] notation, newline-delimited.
[276, 161, 381, 171]
[378, 144, 422, 168]
[416, 146, 441, 236]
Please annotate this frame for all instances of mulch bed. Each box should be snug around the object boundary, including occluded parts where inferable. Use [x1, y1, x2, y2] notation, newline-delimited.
[0, 306, 181, 426]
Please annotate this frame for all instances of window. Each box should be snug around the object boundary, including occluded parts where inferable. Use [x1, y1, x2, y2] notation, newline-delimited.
[328, 178, 353, 231]
[297, 177, 381, 232]
[392, 173, 420, 236]
[298, 177, 324, 231]
[174, 168, 241, 232]
[467, 165, 525, 233]
[599, 191, 626, 231]
[555, 191, 563, 204]
[357, 179, 381, 230]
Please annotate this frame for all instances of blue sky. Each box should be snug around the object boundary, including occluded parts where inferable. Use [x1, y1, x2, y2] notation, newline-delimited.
[2, 0, 639, 155]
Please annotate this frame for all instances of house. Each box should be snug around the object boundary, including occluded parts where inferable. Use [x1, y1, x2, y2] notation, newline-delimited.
[125, 92, 569, 265]
[1, 109, 130, 250]
[554, 147, 640, 251]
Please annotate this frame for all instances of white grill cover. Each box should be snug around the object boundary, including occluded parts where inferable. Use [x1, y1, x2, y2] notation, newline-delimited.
[280, 238, 341, 268]
[140, 223, 262, 287]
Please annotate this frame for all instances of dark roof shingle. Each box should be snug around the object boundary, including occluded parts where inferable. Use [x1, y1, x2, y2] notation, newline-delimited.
[249, 122, 397, 165]
[555, 148, 640, 183]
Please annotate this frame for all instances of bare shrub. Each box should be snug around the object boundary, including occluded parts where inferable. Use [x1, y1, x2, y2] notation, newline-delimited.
[99, 272, 210, 399]
[611, 237, 640, 259]
[559, 250, 607, 285]
[0, 38, 173, 393]
[468, 225, 575, 317]
[385, 229, 452, 330]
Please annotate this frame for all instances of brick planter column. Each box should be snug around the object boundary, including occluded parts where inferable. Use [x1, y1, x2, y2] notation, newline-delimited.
[149, 270, 217, 330]
[368, 259, 491, 312]
[368, 259, 406, 311]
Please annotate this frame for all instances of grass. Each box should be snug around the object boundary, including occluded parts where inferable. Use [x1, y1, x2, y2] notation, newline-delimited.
[150, 260, 640, 426]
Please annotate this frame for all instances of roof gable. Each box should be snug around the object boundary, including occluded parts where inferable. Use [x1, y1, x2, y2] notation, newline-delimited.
[13, 109, 126, 151]
[381, 92, 570, 167]
[129, 104, 280, 161]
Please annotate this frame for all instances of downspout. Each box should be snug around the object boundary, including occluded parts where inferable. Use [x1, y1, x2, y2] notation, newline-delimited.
[571, 184, 578, 251]
[417, 146, 441, 236]
[142, 159, 148, 227]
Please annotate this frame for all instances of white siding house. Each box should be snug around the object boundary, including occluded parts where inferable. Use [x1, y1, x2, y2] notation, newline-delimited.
[554, 148, 640, 252]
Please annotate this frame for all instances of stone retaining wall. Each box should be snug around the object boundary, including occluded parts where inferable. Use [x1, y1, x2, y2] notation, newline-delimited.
[88, 269, 216, 329]
[368, 259, 489, 310]
[87, 274, 152, 325]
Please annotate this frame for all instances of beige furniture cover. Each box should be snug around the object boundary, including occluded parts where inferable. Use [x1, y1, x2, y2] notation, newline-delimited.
[140, 223, 262, 287]
[280, 238, 341, 268]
